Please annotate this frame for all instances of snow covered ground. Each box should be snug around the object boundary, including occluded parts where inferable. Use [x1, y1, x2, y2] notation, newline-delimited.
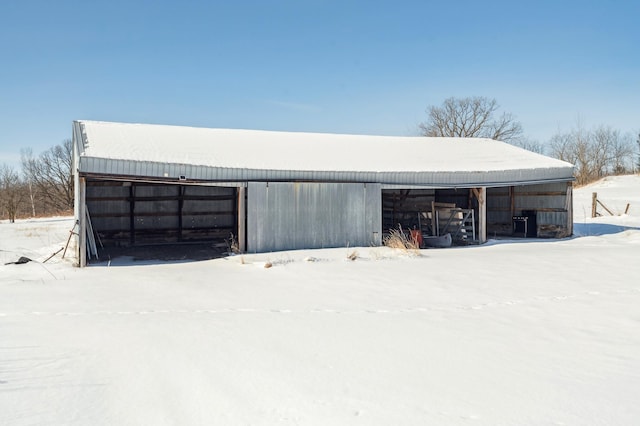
[1, 176, 639, 425]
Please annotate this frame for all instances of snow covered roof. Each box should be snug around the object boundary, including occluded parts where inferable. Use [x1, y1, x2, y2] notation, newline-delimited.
[74, 120, 574, 187]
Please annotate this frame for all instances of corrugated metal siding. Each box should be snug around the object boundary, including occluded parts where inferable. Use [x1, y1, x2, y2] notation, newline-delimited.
[247, 182, 381, 253]
[436, 189, 470, 208]
[486, 187, 511, 231]
[515, 183, 567, 210]
[133, 185, 179, 230]
[365, 184, 382, 245]
[86, 184, 130, 233]
[537, 212, 570, 237]
[79, 156, 573, 187]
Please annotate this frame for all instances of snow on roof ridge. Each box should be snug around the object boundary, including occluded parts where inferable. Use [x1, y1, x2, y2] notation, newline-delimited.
[77, 119, 488, 142]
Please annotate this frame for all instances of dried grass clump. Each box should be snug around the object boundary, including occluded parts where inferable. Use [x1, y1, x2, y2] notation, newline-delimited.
[227, 233, 240, 254]
[383, 226, 420, 251]
[346, 250, 359, 261]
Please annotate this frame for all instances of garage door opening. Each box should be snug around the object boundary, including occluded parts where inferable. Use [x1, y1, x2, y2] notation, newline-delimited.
[84, 180, 240, 263]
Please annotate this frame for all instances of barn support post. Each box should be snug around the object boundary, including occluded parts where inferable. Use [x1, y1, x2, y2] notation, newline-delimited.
[509, 186, 515, 218]
[472, 187, 487, 244]
[129, 184, 135, 245]
[237, 186, 246, 252]
[78, 177, 87, 267]
[567, 183, 574, 236]
[178, 185, 184, 242]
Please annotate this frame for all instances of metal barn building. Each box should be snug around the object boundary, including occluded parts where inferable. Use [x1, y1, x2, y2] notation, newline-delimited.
[72, 120, 575, 266]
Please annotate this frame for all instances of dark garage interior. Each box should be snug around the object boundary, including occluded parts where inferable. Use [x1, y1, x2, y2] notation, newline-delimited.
[84, 180, 239, 262]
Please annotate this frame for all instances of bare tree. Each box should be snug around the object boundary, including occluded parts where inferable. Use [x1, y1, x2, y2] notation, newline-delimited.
[511, 137, 546, 155]
[21, 139, 74, 214]
[419, 96, 523, 143]
[608, 130, 635, 175]
[550, 125, 596, 185]
[549, 124, 635, 185]
[0, 164, 25, 222]
[548, 132, 575, 163]
[636, 132, 640, 172]
[20, 148, 37, 217]
[591, 126, 616, 179]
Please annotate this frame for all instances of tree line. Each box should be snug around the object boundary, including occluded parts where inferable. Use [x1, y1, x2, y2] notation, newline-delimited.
[1, 100, 638, 220]
[0, 139, 73, 222]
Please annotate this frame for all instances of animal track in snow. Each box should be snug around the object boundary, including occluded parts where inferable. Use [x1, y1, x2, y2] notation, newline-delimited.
[1, 288, 638, 318]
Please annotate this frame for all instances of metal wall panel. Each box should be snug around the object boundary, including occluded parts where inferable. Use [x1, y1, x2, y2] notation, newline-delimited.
[514, 182, 568, 211]
[537, 211, 569, 223]
[247, 182, 381, 253]
[486, 187, 512, 228]
[365, 183, 383, 246]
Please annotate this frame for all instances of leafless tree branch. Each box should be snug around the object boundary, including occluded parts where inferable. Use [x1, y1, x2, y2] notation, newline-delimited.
[419, 96, 523, 143]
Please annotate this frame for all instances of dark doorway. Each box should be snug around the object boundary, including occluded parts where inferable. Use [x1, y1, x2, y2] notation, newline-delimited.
[85, 180, 238, 262]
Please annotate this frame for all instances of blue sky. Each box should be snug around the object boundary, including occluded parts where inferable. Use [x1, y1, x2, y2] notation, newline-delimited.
[0, 0, 638, 167]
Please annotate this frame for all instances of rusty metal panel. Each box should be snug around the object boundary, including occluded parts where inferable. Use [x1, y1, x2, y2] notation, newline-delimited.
[247, 182, 381, 253]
